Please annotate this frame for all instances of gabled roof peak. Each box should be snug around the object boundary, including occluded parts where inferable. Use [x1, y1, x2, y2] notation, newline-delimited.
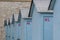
[34, 0, 56, 12]
[34, 0, 51, 12]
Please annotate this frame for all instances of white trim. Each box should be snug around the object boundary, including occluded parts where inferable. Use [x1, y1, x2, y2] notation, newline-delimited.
[38, 10, 53, 13]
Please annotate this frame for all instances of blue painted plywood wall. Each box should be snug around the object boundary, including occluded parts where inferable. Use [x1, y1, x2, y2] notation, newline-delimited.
[54, 0, 60, 40]
[21, 18, 32, 40]
[32, 5, 53, 40]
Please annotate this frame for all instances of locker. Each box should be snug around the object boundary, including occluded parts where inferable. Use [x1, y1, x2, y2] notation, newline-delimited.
[4, 20, 9, 40]
[5, 17, 21, 40]
[10, 24, 15, 40]
[5, 25, 8, 40]
[30, 0, 54, 40]
[14, 22, 21, 40]
[9, 14, 15, 40]
[43, 16, 53, 40]
[10, 22, 21, 40]
[7, 19, 11, 40]
[10, 23, 19, 40]
[4, 20, 11, 40]
[26, 20, 32, 40]
[11, 12, 21, 40]
[4, 10, 21, 40]
[7, 25, 11, 40]
[14, 10, 21, 40]
[17, 22, 21, 40]
[22, 18, 32, 40]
